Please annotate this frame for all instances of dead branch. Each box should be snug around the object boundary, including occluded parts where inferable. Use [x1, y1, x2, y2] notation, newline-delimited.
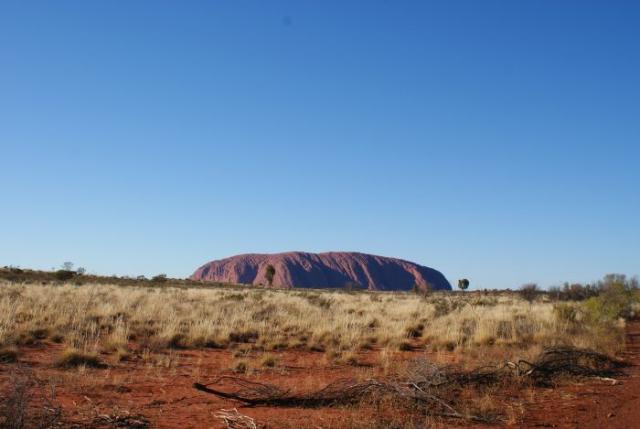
[194, 377, 486, 421]
[195, 378, 385, 407]
[510, 347, 625, 385]
[192, 346, 625, 423]
[94, 410, 149, 429]
[214, 408, 257, 429]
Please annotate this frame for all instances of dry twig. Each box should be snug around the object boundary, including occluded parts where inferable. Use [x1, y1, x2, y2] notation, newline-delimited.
[214, 408, 257, 429]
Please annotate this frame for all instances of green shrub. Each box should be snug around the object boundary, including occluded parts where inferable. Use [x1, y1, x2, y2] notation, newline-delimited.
[54, 270, 75, 281]
[583, 282, 638, 323]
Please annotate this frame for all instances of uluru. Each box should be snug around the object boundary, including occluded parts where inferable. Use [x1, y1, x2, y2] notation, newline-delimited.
[191, 251, 452, 291]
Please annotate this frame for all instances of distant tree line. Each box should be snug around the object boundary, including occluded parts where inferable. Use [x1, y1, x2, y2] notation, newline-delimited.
[546, 274, 639, 301]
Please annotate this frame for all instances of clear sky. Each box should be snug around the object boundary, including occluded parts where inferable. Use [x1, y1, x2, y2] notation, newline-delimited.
[1, 1, 638, 289]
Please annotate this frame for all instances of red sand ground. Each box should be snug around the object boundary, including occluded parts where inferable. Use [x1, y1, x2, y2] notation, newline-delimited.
[521, 321, 640, 428]
[2, 323, 639, 428]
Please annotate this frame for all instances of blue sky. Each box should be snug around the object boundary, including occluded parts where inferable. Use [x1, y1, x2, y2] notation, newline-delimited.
[1, 1, 638, 289]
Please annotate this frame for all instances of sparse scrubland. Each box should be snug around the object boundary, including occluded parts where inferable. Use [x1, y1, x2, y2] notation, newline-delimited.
[0, 272, 638, 428]
[0, 278, 633, 361]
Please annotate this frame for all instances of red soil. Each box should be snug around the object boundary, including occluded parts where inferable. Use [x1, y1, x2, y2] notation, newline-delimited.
[1, 324, 639, 428]
[521, 321, 640, 428]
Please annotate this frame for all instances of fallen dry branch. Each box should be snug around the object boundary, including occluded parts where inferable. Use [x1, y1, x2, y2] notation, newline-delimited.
[214, 408, 257, 429]
[192, 346, 626, 423]
[508, 347, 625, 385]
[194, 377, 483, 421]
[412, 346, 626, 389]
[94, 412, 149, 429]
[194, 377, 387, 408]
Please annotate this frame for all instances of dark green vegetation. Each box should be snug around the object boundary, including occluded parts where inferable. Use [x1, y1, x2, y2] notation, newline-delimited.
[0, 266, 231, 289]
[265, 264, 276, 287]
[547, 274, 640, 320]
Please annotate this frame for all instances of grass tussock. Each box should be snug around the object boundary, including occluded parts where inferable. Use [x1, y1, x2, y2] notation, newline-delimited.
[0, 347, 19, 363]
[259, 353, 279, 368]
[54, 349, 106, 369]
[232, 359, 250, 374]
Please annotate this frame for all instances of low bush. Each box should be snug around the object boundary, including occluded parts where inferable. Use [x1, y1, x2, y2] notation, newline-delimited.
[151, 274, 168, 283]
[554, 303, 578, 324]
[54, 270, 75, 281]
[548, 283, 601, 301]
[582, 275, 639, 323]
[519, 283, 539, 303]
[548, 274, 639, 302]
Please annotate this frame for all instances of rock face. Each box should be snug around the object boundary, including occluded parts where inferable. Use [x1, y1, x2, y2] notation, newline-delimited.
[191, 252, 451, 291]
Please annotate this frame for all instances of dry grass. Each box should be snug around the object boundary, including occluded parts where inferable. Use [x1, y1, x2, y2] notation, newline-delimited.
[259, 353, 279, 368]
[54, 348, 105, 369]
[232, 359, 250, 374]
[0, 281, 625, 365]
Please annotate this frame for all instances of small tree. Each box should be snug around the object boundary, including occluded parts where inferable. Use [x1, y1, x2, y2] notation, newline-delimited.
[55, 261, 76, 281]
[458, 278, 469, 292]
[76, 267, 86, 275]
[265, 265, 276, 287]
[519, 283, 539, 303]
